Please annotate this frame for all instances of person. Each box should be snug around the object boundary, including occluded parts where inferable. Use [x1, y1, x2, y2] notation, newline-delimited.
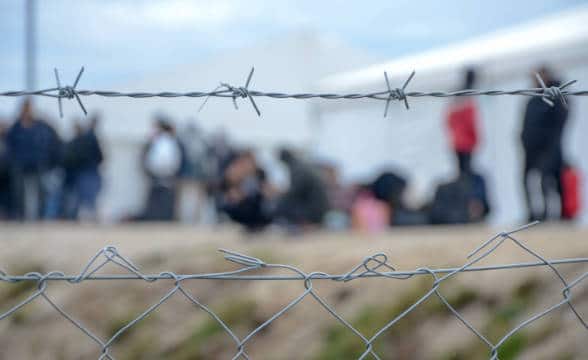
[429, 172, 490, 225]
[351, 184, 390, 233]
[429, 68, 490, 225]
[274, 148, 328, 228]
[318, 162, 353, 230]
[371, 171, 429, 226]
[62, 114, 104, 221]
[177, 121, 210, 224]
[521, 66, 569, 221]
[445, 68, 479, 174]
[206, 130, 236, 221]
[139, 115, 184, 221]
[6, 99, 62, 220]
[219, 149, 272, 231]
[0, 120, 11, 219]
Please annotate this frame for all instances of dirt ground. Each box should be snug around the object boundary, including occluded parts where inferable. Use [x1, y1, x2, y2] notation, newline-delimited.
[0, 223, 586, 359]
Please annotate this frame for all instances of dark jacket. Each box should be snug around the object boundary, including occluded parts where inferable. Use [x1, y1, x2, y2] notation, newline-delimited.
[279, 159, 329, 224]
[521, 83, 568, 172]
[6, 119, 61, 173]
[63, 130, 103, 173]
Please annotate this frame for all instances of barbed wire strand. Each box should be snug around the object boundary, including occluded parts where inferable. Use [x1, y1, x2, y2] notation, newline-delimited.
[1, 66, 586, 118]
[1, 222, 587, 359]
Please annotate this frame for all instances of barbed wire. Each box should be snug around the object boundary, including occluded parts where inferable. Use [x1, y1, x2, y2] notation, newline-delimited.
[1, 221, 587, 359]
[1, 67, 586, 118]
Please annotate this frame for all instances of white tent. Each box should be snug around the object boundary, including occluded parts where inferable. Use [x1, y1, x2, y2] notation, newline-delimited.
[26, 32, 376, 220]
[314, 6, 588, 225]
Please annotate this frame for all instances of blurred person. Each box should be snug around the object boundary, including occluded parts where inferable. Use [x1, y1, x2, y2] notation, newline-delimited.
[139, 115, 184, 221]
[6, 99, 62, 220]
[430, 68, 490, 225]
[521, 66, 569, 221]
[62, 114, 104, 221]
[177, 121, 210, 224]
[351, 184, 390, 233]
[0, 120, 11, 219]
[429, 171, 490, 225]
[220, 149, 272, 231]
[318, 162, 353, 230]
[445, 68, 479, 174]
[206, 130, 237, 220]
[371, 171, 429, 226]
[274, 148, 328, 229]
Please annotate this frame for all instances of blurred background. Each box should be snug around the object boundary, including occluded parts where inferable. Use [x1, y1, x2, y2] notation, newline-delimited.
[1, 0, 587, 226]
[1, 1, 588, 359]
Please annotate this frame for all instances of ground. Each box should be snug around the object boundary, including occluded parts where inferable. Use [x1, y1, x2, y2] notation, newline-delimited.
[0, 223, 586, 359]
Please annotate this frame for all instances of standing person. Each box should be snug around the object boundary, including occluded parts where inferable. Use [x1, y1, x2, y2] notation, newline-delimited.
[206, 130, 236, 221]
[274, 148, 328, 229]
[139, 115, 184, 221]
[0, 120, 11, 219]
[521, 67, 569, 221]
[446, 68, 479, 174]
[62, 115, 104, 221]
[177, 121, 210, 224]
[6, 99, 62, 221]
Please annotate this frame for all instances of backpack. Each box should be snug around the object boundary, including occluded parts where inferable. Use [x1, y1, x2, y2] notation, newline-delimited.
[561, 166, 581, 220]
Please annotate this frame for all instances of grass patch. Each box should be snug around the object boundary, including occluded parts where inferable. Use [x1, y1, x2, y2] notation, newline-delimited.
[424, 286, 479, 316]
[315, 279, 434, 359]
[106, 310, 155, 343]
[165, 299, 258, 360]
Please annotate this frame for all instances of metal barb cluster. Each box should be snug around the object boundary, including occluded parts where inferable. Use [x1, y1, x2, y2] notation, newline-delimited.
[1, 67, 586, 119]
[1, 223, 587, 359]
[54, 67, 87, 118]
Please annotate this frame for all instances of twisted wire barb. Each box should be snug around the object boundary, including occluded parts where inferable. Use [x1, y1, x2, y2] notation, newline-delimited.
[1, 67, 585, 118]
[1, 223, 587, 359]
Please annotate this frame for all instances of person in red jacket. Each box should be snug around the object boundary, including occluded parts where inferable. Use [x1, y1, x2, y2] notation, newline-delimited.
[446, 69, 479, 174]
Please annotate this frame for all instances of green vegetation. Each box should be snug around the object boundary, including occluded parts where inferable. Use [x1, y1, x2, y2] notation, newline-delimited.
[315, 279, 436, 360]
[165, 299, 258, 360]
[439, 276, 550, 360]
[107, 310, 156, 344]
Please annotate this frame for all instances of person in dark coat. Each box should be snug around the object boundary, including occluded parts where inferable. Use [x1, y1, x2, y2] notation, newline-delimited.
[275, 148, 328, 227]
[62, 115, 104, 220]
[0, 121, 11, 219]
[6, 99, 62, 220]
[429, 172, 490, 225]
[521, 67, 568, 221]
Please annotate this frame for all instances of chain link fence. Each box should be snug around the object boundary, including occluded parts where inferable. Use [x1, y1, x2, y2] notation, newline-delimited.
[1, 222, 587, 359]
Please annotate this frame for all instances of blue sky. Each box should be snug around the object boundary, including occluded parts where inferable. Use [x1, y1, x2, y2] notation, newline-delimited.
[0, 0, 586, 89]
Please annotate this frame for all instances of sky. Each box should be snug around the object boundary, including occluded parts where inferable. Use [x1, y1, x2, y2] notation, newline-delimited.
[0, 0, 586, 90]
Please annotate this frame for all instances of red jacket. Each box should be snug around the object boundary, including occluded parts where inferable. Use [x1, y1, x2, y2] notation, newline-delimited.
[446, 99, 479, 153]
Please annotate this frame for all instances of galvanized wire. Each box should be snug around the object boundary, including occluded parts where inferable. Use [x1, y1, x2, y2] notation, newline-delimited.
[0, 67, 586, 118]
[1, 221, 587, 359]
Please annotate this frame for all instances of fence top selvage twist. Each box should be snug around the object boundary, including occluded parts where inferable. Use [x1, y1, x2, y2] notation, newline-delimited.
[1, 221, 587, 359]
[1, 66, 586, 118]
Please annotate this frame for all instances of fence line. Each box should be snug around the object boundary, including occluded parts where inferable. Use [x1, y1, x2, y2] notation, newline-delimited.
[1, 67, 586, 118]
[1, 221, 587, 359]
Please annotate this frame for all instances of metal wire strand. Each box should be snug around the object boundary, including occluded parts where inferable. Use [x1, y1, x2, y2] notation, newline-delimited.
[1, 67, 585, 118]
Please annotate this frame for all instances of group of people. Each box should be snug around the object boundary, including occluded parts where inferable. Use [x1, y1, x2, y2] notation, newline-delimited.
[0, 99, 103, 221]
[0, 66, 579, 228]
[432, 66, 578, 225]
[134, 115, 331, 231]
